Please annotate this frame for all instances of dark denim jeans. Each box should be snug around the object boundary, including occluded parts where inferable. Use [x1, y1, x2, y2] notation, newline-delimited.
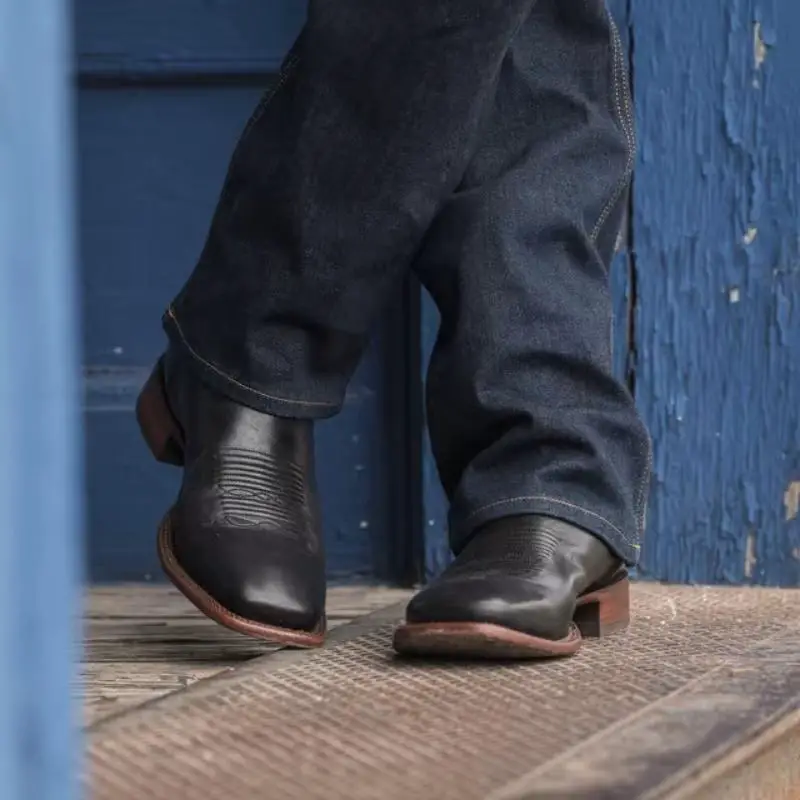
[165, 0, 652, 565]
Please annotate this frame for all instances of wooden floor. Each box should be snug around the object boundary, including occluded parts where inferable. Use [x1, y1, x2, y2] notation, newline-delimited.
[81, 584, 413, 726]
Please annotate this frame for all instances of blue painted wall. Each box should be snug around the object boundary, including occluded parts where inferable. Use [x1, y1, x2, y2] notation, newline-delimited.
[77, 1, 414, 584]
[632, 0, 800, 586]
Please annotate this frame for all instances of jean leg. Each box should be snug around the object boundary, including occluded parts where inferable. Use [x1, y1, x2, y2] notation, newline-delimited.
[414, 0, 651, 564]
[166, 1, 540, 418]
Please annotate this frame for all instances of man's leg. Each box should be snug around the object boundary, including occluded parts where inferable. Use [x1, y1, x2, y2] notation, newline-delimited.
[394, 0, 652, 658]
[166, 1, 543, 414]
[137, 1, 540, 644]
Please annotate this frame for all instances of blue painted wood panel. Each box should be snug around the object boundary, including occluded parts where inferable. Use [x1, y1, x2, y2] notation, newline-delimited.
[632, 0, 800, 586]
[78, 3, 408, 583]
[0, 0, 81, 796]
[75, 0, 305, 78]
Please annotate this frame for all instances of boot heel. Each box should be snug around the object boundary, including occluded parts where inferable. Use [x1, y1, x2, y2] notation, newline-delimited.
[573, 575, 630, 638]
[136, 360, 184, 466]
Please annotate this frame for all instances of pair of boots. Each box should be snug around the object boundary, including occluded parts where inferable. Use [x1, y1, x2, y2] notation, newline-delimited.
[138, 350, 630, 659]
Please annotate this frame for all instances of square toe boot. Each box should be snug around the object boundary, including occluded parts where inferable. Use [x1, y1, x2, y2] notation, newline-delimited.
[393, 516, 629, 659]
[136, 350, 326, 647]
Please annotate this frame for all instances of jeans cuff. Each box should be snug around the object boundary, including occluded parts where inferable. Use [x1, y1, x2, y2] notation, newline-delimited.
[449, 495, 641, 567]
[163, 310, 341, 420]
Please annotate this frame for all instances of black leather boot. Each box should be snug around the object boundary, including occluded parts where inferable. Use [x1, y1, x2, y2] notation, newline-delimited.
[393, 516, 629, 659]
[136, 351, 326, 647]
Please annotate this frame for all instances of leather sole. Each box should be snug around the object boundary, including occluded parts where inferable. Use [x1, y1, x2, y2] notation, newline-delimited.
[392, 573, 630, 659]
[137, 360, 325, 649]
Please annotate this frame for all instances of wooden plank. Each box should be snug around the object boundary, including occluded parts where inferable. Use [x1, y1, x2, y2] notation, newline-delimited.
[501, 634, 800, 798]
[686, 717, 800, 800]
[632, 0, 800, 586]
[75, 0, 305, 79]
[80, 585, 413, 726]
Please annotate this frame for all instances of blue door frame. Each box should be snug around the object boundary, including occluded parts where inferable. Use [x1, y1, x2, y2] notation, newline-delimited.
[0, 1, 81, 798]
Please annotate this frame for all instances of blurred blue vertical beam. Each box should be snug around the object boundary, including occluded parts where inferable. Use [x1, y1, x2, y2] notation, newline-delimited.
[0, 1, 82, 799]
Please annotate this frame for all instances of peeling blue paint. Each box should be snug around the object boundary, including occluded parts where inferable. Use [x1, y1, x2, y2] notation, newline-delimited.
[632, 0, 800, 586]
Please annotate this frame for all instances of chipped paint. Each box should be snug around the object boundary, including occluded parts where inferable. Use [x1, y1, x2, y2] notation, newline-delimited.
[743, 531, 757, 578]
[753, 21, 768, 69]
[633, 0, 800, 586]
[783, 482, 800, 521]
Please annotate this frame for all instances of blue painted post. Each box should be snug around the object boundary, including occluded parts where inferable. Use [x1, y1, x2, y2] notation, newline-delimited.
[0, 1, 82, 799]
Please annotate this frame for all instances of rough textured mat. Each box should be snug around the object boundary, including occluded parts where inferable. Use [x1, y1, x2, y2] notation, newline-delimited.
[81, 585, 412, 725]
[86, 585, 800, 800]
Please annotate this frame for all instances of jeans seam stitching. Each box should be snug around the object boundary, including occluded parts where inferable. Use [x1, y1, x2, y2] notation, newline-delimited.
[611, 16, 636, 148]
[462, 495, 639, 549]
[167, 308, 338, 409]
[590, 13, 634, 244]
[600, 12, 648, 539]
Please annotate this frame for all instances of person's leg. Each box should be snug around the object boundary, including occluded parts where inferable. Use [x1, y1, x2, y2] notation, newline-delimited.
[394, 0, 651, 658]
[166, 1, 543, 415]
[138, 1, 541, 644]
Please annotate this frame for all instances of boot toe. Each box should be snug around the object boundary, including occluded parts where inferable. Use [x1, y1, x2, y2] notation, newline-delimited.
[174, 525, 325, 632]
[406, 575, 574, 642]
[224, 558, 324, 631]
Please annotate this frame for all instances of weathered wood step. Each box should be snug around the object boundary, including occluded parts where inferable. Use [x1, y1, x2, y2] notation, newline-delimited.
[86, 585, 800, 800]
